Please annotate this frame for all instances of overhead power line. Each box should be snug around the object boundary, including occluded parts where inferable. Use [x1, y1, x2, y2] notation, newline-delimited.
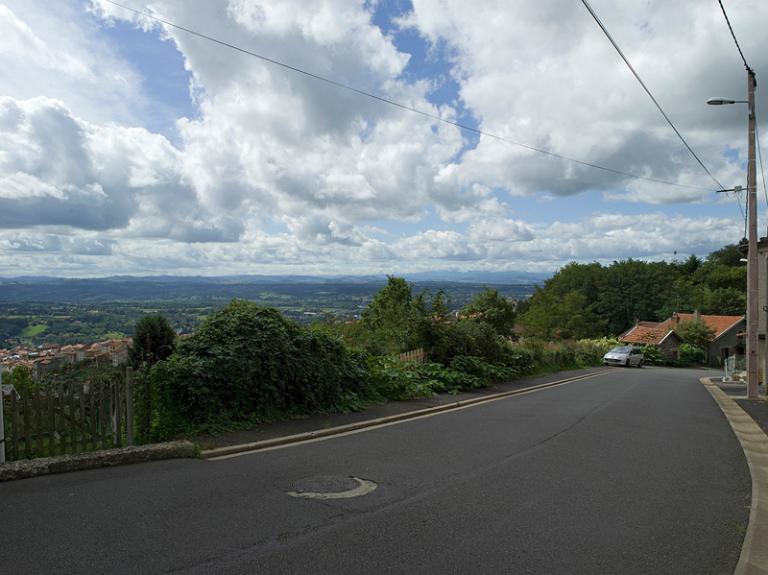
[102, 0, 715, 193]
[757, 117, 768, 211]
[579, 0, 726, 192]
[717, 0, 753, 72]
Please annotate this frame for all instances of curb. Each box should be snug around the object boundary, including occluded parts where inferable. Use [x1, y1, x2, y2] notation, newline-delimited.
[202, 370, 606, 460]
[700, 377, 768, 575]
[0, 440, 198, 482]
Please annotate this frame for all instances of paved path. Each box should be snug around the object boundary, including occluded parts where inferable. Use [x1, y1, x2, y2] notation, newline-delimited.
[0, 367, 750, 574]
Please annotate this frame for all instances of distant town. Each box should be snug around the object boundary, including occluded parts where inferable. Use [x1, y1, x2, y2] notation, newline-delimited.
[0, 338, 132, 379]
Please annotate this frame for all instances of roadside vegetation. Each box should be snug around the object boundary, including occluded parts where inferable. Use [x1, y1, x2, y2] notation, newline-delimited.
[518, 244, 745, 339]
[124, 278, 616, 441]
[4, 244, 742, 447]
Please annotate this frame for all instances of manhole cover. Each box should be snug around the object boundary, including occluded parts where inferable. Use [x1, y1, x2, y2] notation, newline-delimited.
[286, 476, 377, 500]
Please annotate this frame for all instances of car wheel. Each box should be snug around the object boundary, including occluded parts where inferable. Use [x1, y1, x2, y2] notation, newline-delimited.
[636, 359, 643, 368]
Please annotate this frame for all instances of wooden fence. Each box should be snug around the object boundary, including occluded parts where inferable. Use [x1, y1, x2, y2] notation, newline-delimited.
[397, 348, 426, 364]
[1, 369, 134, 462]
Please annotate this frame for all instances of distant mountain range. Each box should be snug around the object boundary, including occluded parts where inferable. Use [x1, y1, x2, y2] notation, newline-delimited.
[0, 271, 548, 302]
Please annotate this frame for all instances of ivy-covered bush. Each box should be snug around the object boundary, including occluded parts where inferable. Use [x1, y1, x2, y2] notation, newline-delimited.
[148, 300, 369, 438]
[679, 343, 706, 365]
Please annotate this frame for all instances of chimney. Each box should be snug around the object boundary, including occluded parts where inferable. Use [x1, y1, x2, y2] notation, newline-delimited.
[673, 312, 680, 326]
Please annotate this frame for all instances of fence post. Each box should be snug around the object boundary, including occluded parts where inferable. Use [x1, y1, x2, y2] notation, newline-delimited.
[125, 367, 134, 446]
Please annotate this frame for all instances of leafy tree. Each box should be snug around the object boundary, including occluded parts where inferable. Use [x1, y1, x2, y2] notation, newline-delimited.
[676, 254, 703, 276]
[129, 315, 176, 369]
[359, 276, 434, 354]
[6, 365, 35, 390]
[675, 319, 716, 351]
[521, 290, 604, 340]
[461, 288, 516, 336]
[706, 243, 745, 267]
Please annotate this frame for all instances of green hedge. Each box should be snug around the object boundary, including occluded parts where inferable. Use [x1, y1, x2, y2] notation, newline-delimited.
[146, 300, 369, 439]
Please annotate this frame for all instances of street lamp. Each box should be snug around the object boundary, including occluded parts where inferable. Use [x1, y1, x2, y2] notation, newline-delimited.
[708, 69, 758, 397]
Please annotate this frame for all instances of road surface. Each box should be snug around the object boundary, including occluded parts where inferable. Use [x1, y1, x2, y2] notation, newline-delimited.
[0, 367, 750, 574]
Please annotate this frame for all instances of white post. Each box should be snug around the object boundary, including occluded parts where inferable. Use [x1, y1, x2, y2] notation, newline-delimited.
[0, 370, 6, 464]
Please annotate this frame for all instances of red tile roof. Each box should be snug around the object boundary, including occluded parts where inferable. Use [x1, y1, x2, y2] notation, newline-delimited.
[620, 325, 676, 345]
[658, 313, 744, 340]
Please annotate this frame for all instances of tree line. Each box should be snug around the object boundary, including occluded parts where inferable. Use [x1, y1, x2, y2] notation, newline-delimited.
[518, 244, 745, 339]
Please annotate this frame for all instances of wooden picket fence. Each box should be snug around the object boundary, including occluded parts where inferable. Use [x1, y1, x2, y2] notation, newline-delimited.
[397, 348, 426, 364]
[1, 370, 134, 462]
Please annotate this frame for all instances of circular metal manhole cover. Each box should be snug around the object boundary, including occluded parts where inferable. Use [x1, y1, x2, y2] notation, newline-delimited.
[286, 476, 377, 500]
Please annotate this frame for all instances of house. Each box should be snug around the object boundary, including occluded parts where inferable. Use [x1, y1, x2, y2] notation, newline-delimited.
[619, 322, 682, 360]
[657, 312, 745, 367]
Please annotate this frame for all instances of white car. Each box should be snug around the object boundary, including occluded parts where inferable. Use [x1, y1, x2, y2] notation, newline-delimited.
[603, 345, 644, 367]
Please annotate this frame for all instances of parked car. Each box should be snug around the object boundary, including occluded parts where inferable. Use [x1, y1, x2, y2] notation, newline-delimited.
[603, 345, 644, 367]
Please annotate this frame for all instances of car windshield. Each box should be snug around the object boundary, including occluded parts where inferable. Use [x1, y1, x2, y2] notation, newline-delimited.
[609, 346, 632, 353]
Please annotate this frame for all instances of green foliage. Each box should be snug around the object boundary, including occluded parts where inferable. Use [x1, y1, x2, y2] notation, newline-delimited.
[639, 344, 664, 366]
[461, 288, 516, 336]
[5, 365, 35, 390]
[146, 300, 369, 439]
[675, 319, 716, 350]
[129, 315, 176, 369]
[449, 355, 516, 385]
[679, 343, 706, 365]
[520, 289, 604, 340]
[427, 319, 509, 365]
[518, 244, 746, 340]
[572, 338, 621, 366]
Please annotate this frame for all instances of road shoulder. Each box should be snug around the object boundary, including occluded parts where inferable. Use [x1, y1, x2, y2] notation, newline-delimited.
[701, 377, 768, 575]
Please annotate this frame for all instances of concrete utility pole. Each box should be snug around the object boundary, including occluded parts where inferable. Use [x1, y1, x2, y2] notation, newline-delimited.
[0, 370, 5, 464]
[747, 69, 758, 398]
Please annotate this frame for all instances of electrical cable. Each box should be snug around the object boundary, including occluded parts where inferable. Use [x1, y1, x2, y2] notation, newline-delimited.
[579, 0, 726, 191]
[717, 0, 752, 72]
[102, 0, 716, 193]
[755, 107, 768, 211]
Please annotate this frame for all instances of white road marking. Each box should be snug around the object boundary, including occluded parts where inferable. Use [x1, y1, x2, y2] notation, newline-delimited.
[286, 477, 377, 500]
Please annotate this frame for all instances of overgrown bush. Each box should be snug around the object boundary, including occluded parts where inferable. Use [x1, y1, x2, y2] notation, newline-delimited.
[449, 355, 516, 385]
[147, 300, 370, 439]
[573, 338, 620, 366]
[639, 344, 664, 365]
[427, 319, 509, 365]
[679, 343, 706, 365]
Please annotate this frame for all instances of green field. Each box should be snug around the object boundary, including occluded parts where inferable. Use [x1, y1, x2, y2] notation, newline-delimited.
[21, 324, 47, 338]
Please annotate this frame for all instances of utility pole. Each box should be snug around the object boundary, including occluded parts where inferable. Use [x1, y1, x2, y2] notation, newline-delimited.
[747, 69, 758, 398]
[0, 369, 5, 464]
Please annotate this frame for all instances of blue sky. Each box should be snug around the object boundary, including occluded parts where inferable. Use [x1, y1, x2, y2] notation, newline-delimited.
[0, 0, 765, 276]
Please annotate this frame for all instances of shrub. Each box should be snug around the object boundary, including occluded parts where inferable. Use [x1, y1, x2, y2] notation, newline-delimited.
[368, 358, 478, 399]
[428, 319, 508, 365]
[147, 300, 369, 439]
[679, 343, 706, 365]
[449, 355, 516, 385]
[639, 344, 664, 365]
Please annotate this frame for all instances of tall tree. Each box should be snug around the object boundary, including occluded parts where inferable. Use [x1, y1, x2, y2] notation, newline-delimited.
[675, 319, 716, 351]
[462, 288, 516, 336]
[129, 315, 176, 369]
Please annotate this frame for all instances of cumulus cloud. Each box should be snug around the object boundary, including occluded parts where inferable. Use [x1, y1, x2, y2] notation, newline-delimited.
[0, 0, 758, 276]
[402, 0, 767, 201]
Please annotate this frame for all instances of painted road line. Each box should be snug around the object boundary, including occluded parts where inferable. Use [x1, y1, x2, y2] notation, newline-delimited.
[205, 370, 610, 461]
[701, 377, 768, 575]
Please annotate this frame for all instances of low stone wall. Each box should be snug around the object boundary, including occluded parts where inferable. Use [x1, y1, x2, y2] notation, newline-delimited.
[0, 440, 197, 482]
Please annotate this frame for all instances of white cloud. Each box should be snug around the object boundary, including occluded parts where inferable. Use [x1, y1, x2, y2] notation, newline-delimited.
[0, 0, 757, 276]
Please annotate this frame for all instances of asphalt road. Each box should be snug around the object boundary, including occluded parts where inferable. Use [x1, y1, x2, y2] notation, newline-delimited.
[0, 367, 750, 574]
